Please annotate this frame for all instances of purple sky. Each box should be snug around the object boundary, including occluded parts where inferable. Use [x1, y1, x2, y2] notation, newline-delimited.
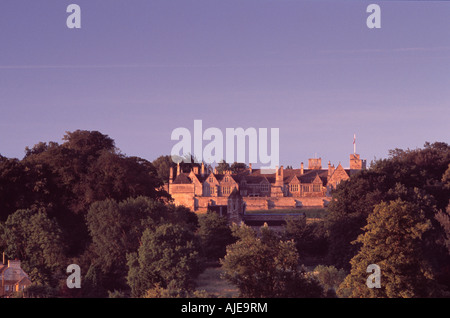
[0, 0, 449, 168]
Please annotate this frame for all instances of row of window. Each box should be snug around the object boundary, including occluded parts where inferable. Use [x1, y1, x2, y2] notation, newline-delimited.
[289, 184, 322, 192]
[2, 285, 25, 292]
[209, 176, 232, 183]
[204, 185, 236, 195]
[204, 183, 322, 195]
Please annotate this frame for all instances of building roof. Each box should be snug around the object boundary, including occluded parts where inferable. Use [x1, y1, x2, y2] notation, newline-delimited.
[172, 173, 192, 184]
[173, 163, 358, 187]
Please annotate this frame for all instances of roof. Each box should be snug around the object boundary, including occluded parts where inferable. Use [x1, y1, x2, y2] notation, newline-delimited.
[172, 173, 192, 184]
[248, 168, 329, 185]
[173, 165, 356, 187]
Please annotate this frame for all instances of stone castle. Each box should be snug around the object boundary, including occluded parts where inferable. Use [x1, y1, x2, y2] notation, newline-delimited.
[166, 153, 366, 213]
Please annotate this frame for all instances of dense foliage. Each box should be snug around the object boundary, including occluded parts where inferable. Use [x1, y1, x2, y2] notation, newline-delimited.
[221, 223, 323, 298]
[0, 133, 448, 298]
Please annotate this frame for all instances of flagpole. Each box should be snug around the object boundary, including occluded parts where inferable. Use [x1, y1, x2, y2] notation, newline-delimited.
[353, 134, 356, 155]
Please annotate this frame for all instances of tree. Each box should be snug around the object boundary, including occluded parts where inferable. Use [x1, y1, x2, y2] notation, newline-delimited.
[284, 216, 328, 258]
[436, 204, 450, 254]
[197, 212, 235, 261]
[313, 265, 347, 297]
[86, 152, 169, 205]
[215, 160, 230, 174]
[230, 162, 247, 174]
[21, 130, 170, 255]
[127, 224, 201, 298]
[152, 155, 177, 183]
[0, 157, 58, 222]
[0, 208, 66, 287]
[337, 199, 444, 298]
[220, 223, 323, 298]
[86, 196, 198, 292]
[326, 142, 450, 272]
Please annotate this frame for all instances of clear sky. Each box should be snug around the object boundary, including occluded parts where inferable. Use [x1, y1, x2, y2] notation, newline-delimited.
[0, 0, 449, 168]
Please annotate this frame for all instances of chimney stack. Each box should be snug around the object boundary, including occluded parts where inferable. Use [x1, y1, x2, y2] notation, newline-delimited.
[201, 162, 205, 175]
[275, 166, 284, 187]
[300, 162, 304, 175]
[328, 161, 335, 177]
[169, 167, 174, 184]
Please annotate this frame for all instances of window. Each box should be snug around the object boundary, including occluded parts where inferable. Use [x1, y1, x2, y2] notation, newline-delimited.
[209, 177, 214, 183]
[260, 183, 269, 192]
[290, 184, 299, 192]
[222, 186, 231, 195]
[224, 177, 229, 182]
[313, 184, 322, 192]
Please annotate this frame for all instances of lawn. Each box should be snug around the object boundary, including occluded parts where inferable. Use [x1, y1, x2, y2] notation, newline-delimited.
[245, 208, 328, 219]
[195, 266, 239, 298]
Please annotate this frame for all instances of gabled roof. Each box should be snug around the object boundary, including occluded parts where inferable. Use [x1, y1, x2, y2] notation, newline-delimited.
[312, 173, 323, 184]
[286, 175, 300, 184]
[240, 175, 270, 184]
[328, 163, 350, 182]
[172, 173, 192, 184]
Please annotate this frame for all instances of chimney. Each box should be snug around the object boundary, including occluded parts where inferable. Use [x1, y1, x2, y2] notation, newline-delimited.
[300, 162, 304, 175]
[169, 167, 173, 184]
[177, 162, 181, 176]
[328, 161, 335, 177]
[214, 167, 218, 174]
[248, 163, 252, 175]
[2, 252, 5, 265]
[193, 166, 199, 174]
[275, 166, 284, 186]
[201, 162, 205, 175]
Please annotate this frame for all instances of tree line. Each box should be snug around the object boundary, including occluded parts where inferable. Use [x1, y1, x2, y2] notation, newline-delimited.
[0, 131, 449, 298]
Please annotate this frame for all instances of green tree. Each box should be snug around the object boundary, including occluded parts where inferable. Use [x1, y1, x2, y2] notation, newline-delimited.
[197, 212, 235, 261]
[230, 162, 248, 174]
[127, 224, 201, 298]
[152, 155, 177, 183]
[215, 160, 230, 174]
[436, 204, 450, 255]
[221, 223, 323, 298]
[86, 196, 198, 292]
[0, 208, 66, 287]
[22, 130, 169, 256]
[284, 216, 328, 258]
[337, 199, 443, 298]
[313, 265, 347, 296]
[326, 142, 450, 272]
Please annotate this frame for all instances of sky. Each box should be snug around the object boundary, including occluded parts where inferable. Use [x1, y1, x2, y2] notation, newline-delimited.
[0, 0, 449, 168]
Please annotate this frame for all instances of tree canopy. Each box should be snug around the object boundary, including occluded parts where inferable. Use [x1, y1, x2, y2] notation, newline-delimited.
[338, 199, 445, 298]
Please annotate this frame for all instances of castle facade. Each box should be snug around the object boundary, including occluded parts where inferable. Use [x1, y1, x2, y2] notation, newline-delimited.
[167, 154, 366, 213]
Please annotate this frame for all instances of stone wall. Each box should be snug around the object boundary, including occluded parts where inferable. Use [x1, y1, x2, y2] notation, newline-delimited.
[194, 195, 330, 213]
[170, 184, 195, 210]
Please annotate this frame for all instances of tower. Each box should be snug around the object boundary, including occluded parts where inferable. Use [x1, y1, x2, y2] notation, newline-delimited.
[349, 154, 367, 170]
[227, 188, 245, 224]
